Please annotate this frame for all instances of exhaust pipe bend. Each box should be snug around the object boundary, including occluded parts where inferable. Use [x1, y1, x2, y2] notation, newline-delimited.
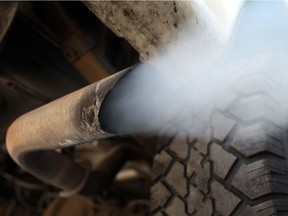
[6, 63, 167, 195]
[6, 68, 130, 195]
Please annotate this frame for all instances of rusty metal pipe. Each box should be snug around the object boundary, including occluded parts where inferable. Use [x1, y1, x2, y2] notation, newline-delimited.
[6, 63, 167, 194]
[6, 68, 129, 194]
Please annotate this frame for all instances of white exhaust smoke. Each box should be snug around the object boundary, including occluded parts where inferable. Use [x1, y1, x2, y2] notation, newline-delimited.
[100, 0, 288, 136]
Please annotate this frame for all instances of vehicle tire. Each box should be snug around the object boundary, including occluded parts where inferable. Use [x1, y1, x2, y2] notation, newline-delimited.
[150, 57, 288, 216]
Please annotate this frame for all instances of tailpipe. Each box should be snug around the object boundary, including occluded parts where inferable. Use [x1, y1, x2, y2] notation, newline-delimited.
[6, 64, 167, 195]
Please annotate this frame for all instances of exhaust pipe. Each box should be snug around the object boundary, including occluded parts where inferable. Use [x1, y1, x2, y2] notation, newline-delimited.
[6, 68, 129, 195]
[6, 64, 167, 195]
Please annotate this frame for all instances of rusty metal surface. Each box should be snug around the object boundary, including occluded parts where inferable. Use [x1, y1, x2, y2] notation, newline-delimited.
[83, 1, 194, 61]
[6, 69, 129, 194]
[0, 2, 18, 44]
[83, 1, 244, 63]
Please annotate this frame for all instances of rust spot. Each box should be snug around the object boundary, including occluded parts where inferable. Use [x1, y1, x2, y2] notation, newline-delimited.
[123, 8, 135, 18]
[123, 9, 129, 17]
[173, 1, 177, 13]
[81, 96, 98, 131]
[130, 9, 135, 16]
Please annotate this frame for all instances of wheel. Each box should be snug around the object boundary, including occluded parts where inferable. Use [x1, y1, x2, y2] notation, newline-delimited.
[150, 55, 288, 216]
[150, 1, 288, 214]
